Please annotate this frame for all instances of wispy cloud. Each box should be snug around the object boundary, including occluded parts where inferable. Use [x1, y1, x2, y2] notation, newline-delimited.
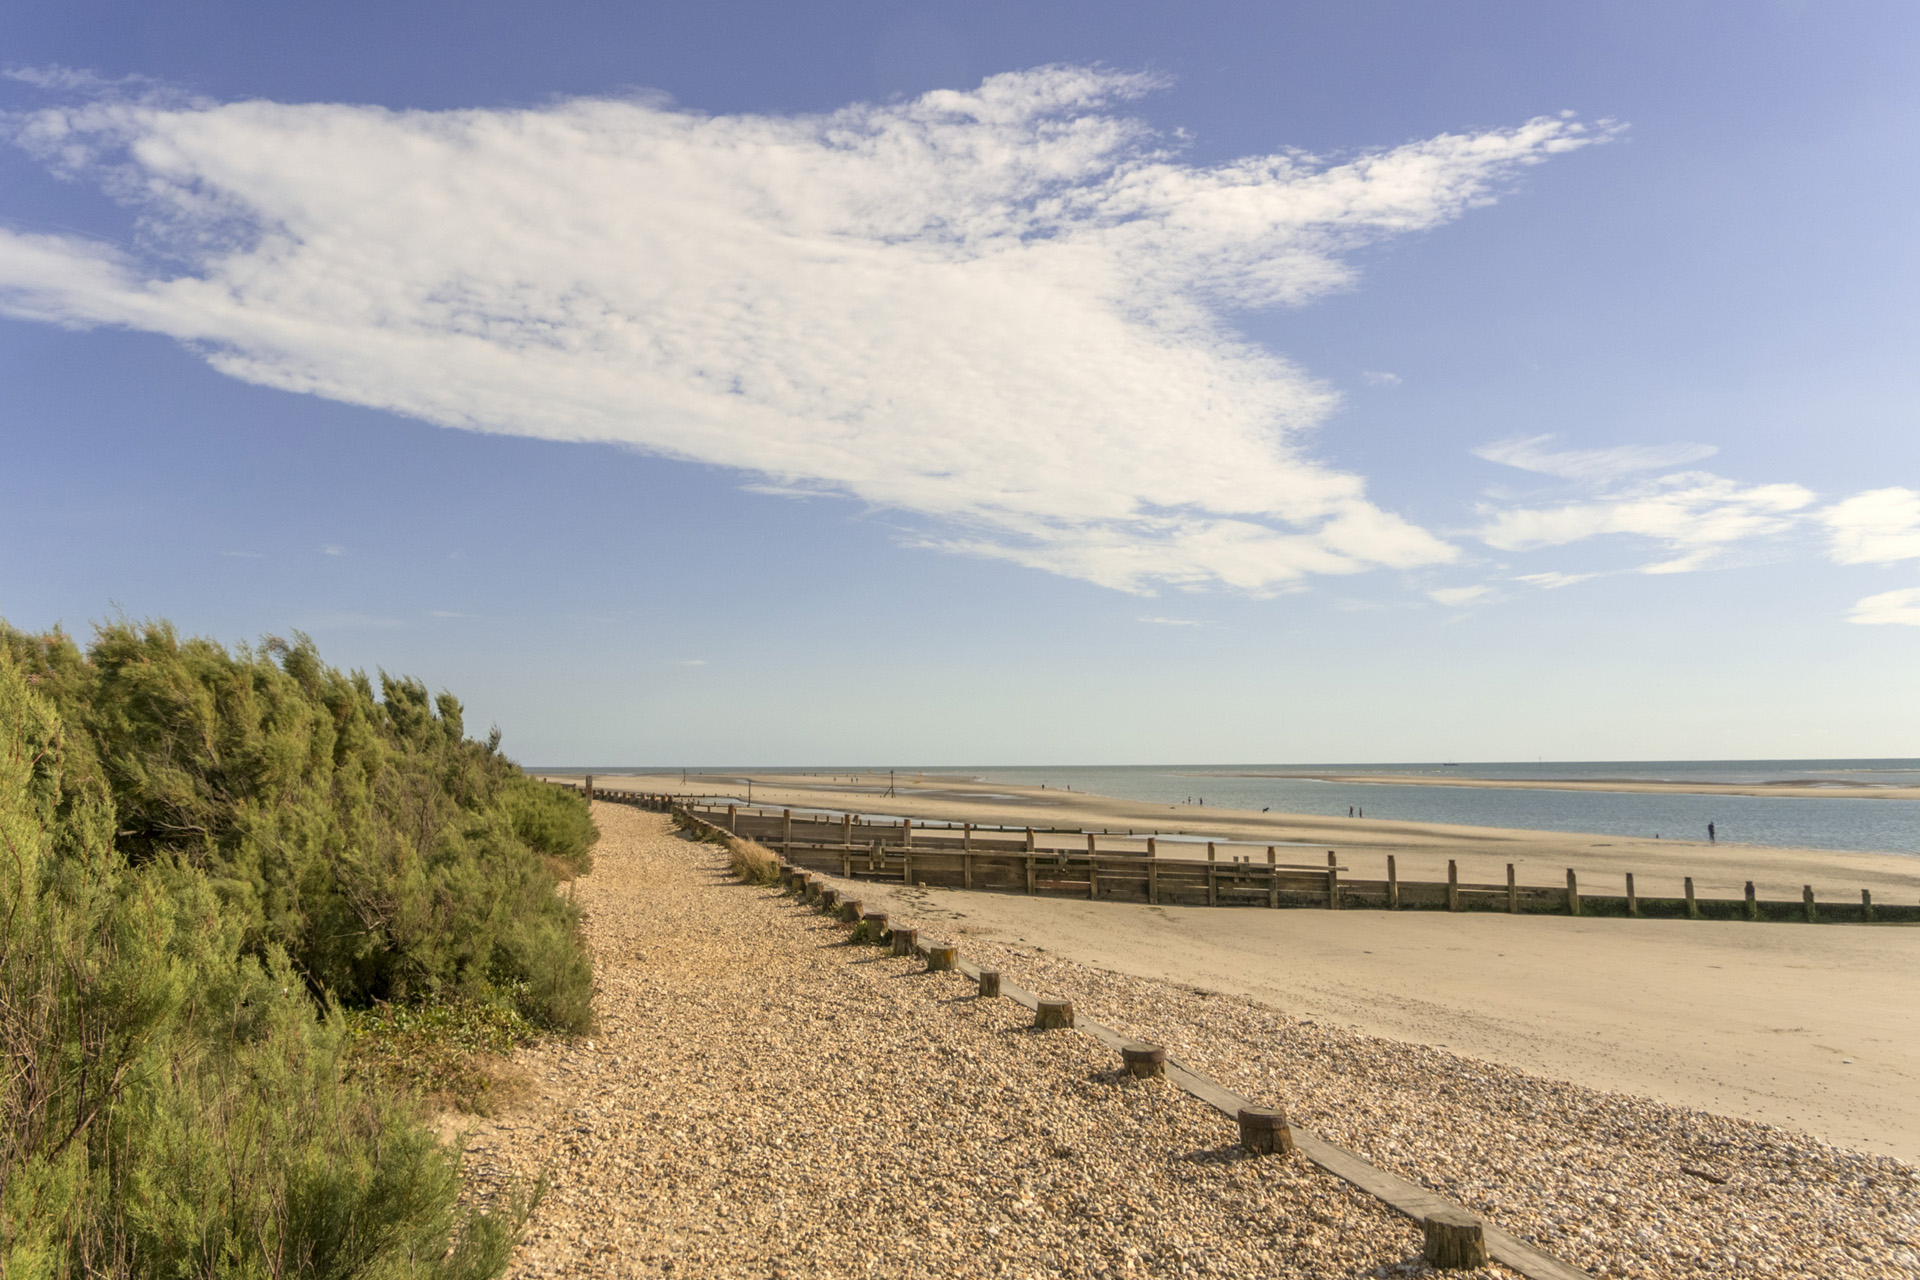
[301, 611, 402, 630]
[0, 69, 1608, 594]
[322, 544, 345, 557]
[1822, 488, 1920, 565]
[1362, 370, 1401, 387]
[1475, 434, 1718, 483]
[1428, 585, 1493, 607]
[1848, 587, 1920, 627]
[1476, 472, 1814, 573]
[1514, 570, 1600, 589]
[675, 658, 709, 666]
[1138, 615, 1204, 626]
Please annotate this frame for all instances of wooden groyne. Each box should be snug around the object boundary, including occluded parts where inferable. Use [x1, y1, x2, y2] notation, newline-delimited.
[566, 781, 1919, 926]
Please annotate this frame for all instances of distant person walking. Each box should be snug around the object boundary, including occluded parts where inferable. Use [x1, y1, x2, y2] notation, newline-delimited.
[1348, 805, 1354, 817]
[1708, 822, 1716, 843]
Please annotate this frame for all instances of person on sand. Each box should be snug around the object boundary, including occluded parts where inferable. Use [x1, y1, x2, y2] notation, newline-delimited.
[1709, 821, 1716, 843]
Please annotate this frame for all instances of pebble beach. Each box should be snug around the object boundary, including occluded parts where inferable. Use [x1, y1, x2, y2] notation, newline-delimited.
[462, 804, 1920, 1278]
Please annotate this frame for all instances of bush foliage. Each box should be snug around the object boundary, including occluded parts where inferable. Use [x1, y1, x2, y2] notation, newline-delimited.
[0, 619, 596, 1277]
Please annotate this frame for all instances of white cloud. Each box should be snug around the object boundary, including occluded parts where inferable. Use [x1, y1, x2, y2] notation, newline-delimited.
[0, 69, 1608, 593]
[1476, 472, 1814, 574]
[1428, 585, 1493, 607]
[1476, 434, 1719, 483]
[1138, 615, 1203, 626]
[675, 658, 709, 666]
[1362, 370, 1401, 386]
[1848, 587, 1920, 627]
[1514, 570, 1600, 589]
[1822, 488, 1920, 565]
[322, 544, 345, 556]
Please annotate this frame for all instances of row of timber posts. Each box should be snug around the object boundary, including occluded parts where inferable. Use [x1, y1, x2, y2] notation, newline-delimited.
[554, 785, 1911, 927]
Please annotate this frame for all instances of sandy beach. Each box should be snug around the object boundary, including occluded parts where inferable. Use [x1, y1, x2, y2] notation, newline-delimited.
[566, 773, 1920, 1162]
[573, 771, 1920, 903]
[1296, 774, 1920, 801]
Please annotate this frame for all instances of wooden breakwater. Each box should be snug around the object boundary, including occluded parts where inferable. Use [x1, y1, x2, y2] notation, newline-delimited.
[566, 781, 1920, 926]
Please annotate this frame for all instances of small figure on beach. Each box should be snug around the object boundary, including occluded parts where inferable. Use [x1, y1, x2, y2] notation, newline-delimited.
[1708, 821, 1716, 843]
[1348, 805, 1354, 817]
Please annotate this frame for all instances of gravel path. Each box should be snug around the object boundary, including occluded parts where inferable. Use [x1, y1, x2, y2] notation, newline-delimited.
[463, 804, 1503, 1279]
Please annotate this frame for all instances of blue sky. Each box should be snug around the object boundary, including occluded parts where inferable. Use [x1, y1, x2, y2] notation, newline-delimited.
[2, 1, 1916, 765]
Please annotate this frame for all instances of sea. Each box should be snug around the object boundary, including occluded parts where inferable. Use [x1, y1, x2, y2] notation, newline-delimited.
[934, 761, 1920, 857]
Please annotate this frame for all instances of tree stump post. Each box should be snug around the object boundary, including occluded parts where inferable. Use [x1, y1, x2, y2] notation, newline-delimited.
[1388, 854, 1399, 910]
[925, 943, 958, 971]
[1120, 1042, 1166, 1079]
[1035, 999, 1074, 1030]
[1566, 868, 1581, 916]
[1237, 1107, 1293, 1155]
[891, 926, 920, 957]
[861, 911, 889, 942]
[1422, 1210, 1489, 1270]
[840, 898, 863, 923]
[977, 970, 1001, 998]
[1745, 880, 1758, 921]
[1685, 876, 1699, 919]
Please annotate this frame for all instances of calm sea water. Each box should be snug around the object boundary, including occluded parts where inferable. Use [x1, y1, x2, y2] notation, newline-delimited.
[924, 760, 1920, 857]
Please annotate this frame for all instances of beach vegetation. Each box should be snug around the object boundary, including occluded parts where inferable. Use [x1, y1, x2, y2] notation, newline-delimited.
[0, 617, 592, 1277]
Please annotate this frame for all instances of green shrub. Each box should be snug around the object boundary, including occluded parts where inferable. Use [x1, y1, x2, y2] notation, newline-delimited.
[0, 619, 595, 1033]
[0, 644, 536, 1278]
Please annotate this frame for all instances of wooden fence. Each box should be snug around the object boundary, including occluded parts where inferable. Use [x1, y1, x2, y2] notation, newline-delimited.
[566, 782, 1920, 926]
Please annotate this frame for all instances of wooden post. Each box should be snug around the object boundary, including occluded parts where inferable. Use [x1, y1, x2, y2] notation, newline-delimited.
[819, 888, 840, 912]
[1120, 1042, 1166, 1079]
[964, 822, 973, 852]
[1388, 854, 1400, 910]
[1566, 868, 1581, 916]
[1149, 857, 1159, 904]
[891, 926, 920, 957]
[1087, 832, 1096, 854]
[977, 970, 1001, 998]
[843, 812, 852, 847]
[1745, 880, 1758, 921]
[901, 817, 912, 849]
[1626, 872, 1639, 917]
[1025, 855, 1036, 895]
[1207, 841, 1217, 862]
[1089, 856, 1099, 900]
[925, 943, 958, 972]
[1863, 888, 1876, 922]
[1025, 827, 1035, 851]
[840, 899, 863, 923]
[1685, 876, 1699, 919]
[861, 912, 889, 941]
[1148, 837, 1157, 858]
[841, 842, 851, 877]
[1506, 863, 1517, 914]
[782, 808, 792, 858]
[964, 851, 974, 891]
[1422, 1210, 1489, 1270]
[584, 774, 594, 803]
[1267, 857, 1278, 909]
[727, 803, 738, 833]
[1328, 856, 1341, 910]
[1803, 885, 1817, 923]
[1237, 1107, 1293, 1155]
[1035, 999, 1074, 1030]
[1207, 863, 1217, 907]
[1446, 859, 1459, 912]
